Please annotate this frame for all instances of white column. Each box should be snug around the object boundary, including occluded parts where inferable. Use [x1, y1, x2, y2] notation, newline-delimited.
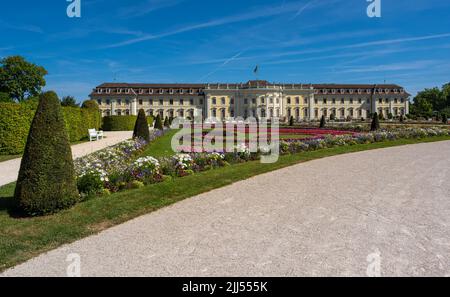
[308, 94, 314, 121]
[131, 97, 137, 115]
[111, 100, 116, 115]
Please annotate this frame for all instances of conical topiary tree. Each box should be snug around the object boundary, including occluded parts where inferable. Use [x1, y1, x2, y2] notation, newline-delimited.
[442, 113, 448, 124]
[289, 116, 294, 126]
[371, 112, 380, 131]
[14, 91, 79, 216]
[154, 114, 163, 130]
[164, 116, 170, 127]
[319, 115, 326, 128]
[133, 109, 150, 142]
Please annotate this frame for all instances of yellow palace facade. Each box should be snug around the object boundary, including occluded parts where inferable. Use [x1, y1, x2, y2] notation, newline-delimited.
[90, 80, 410, 121]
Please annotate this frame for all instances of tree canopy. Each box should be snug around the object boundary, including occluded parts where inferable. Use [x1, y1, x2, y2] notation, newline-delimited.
[61, 96, 79, 107]
[411, 83, 450, 118]
[0, 56, 48, 102]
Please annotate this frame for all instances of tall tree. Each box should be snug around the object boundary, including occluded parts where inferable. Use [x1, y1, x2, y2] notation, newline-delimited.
[133, 109, 150, 142]
[371, 112, 380, 131]
[61, 96, 79, 107]
[0, 56, 48, 102]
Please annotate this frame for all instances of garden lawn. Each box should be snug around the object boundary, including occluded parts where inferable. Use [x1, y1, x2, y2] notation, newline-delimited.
[141, 129, 179, 157]
[0, 155, 20, 162]
[0, 135, 449, 272]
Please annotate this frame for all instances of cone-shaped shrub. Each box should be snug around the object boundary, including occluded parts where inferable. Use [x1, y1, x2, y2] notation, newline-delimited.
[164, 116, 170, 127]
[442, 113, 448, 124]
[289, 116, 294, 126]
[154, 114, 163, 130]
[14, 91, 79, 216]
[371, 112, 380, 131]
[133, 109, 150, 142]
[319, 115, 326, 128]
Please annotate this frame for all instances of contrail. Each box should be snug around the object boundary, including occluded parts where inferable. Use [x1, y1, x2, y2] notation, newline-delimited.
[198, 50, 245, 82]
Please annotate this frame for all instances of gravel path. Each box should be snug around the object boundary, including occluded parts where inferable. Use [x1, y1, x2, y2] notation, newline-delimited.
[2, 141, 450, 277]
[0, 131, 132, 187]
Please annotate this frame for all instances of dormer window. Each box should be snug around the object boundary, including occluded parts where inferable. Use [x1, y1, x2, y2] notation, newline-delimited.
[400, 89, 405, 93]
[340, 89, 345, 94]
[349, 89, 354, 94]
[189, 89, 194, 94]
[366, 89, 371, 94]
[159, 89, 164, 94]
[323, 89, 328, 94]
[331, 89, 336, 94]
[139, 89, 144, 94]
[169, 89, 174, 94]
[385, 89, 389, 94]
[97, 89, 103, 94]
[117, 89, 122, 94]
[106, 88, 111, 94]
[149, 89, 153, 94]
[179, 89, 184, 94]
[125, 89, 130, 94]
[358, 89, 362, 94]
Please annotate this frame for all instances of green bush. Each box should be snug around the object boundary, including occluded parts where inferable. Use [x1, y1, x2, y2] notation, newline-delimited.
[319, 115, 326, 128]
[164, 116, 170, 127]
[81, 99, 99, 110]
[14, 91, 79, 216]
[102, 115, 137, 131]
[133, 109, 150, 142]
[154, 114, 163, 130]
[0, 102, 101, 155]
[77, 172, 104, 196]
[371, 112, 380, 131]
[289, 116, 294, 126]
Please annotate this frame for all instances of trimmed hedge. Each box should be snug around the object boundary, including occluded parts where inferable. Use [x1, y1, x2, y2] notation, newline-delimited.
[14, 92, 79, 216]
[133, 109, 150, 142]
[102, 115, 154, 131]
[0, 102, 101, 155]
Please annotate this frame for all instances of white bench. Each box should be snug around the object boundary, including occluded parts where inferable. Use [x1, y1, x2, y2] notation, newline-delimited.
[88, 129, 104, 141]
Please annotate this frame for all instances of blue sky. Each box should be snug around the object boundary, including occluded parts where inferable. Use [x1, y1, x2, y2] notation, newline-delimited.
[1, 0, 449, 101]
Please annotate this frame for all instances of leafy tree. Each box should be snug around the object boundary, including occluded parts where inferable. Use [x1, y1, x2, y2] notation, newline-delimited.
[0, 56, 48, 102]
[61, 96, 79, 107]
[370, 112, 380, 131]
[133, 109, 150, 142]
[154, 114, 163, 130]
[443, 113, 448, 124]
[411, 97, 433, 118]
[14, 91, 79, 216]
[319, 115, 326, 128]
[289, 116, 294, 126]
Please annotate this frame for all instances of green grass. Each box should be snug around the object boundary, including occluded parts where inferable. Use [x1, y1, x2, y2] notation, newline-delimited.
[0, 155, 21, 162]
[0, 135, 449, 272]
[142, 129, 179, 157]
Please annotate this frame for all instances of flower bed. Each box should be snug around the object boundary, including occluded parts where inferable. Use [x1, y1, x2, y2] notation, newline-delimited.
[74, 126, 449, 199]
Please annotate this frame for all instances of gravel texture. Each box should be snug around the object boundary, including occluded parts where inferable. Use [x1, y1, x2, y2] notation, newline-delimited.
[2, 140, 450, 277]
[0, 131, 132, 187]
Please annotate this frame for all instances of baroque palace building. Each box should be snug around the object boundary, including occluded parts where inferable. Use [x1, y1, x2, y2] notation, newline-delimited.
[90, 80, 410, 121]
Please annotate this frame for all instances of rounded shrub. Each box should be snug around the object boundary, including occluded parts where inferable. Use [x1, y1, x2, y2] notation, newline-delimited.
[133, 109, 150, 142]
[81, 99, 99, 110]
[14, 91, 79, 216]
[76, 172, 104, 196]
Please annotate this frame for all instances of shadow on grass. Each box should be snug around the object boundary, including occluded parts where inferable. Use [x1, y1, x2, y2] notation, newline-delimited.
[0, 195, 28, 218]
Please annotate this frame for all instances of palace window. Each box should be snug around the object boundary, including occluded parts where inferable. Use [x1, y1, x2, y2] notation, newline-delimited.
[358, 98, 362, 104]
[332, 98, 336, 104]
[244, 98, 248, 105]
[323, 98, 327, 104]
[394, 98, 398, 104]
[341, 98, 344, 104]
[97, 99, 102, 105]
[118, 99, 122, 105]
[169, 99, 174, 105]
[314, 99, 318, 104]
[180, 99, 184, 105]
[159, 99, 163, 105]
[125, 99, 130, 105]
[106, 99, 110, 105]
[149, 99, 153, 105]
[261, 97, 265, 104]
[139, 99, 143, 105]
[221, 97, 225, 104]
[401, 98, 404, 103]
[251, 98, 256, 104]
[379, 99, 383, 104]
[304, 98, 308, 104]
[190, 99, 194, 105]
[350, 99, 353, 104]
[231, 98, 235, 105]
[270, 98, 273, 104]
[287, 97, 291, 104]
[199, 99, 204, 105]
[212, 97, 216, 105]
